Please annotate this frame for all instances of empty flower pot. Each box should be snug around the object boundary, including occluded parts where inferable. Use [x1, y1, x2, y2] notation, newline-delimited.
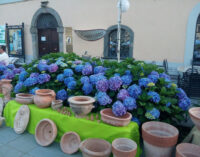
[176, 143, 200, 157]
[100, 108, 132, 126]
[189, 107, 200, 131]
[15, 93, 34, 105]
[142, 121, 179, 157]
[112, 138, 137, 157]
[51, 100, 63, 110]
[60, 131, 81, 154]
[34, 89, 56, 108]
[79, 138, 112, 157]
[70, 104, 94, 118]
[35, 119, 57, 146]
[1, 79, 13, 102]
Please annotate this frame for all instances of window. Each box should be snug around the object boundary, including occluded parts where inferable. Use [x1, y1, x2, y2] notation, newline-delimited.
[0, 0, 25, 5]
[193, 15, 200, 62]
[104, 25, 133, 59]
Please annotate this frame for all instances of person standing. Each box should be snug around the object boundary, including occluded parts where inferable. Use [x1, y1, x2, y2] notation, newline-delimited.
[0, 45, 9, 65]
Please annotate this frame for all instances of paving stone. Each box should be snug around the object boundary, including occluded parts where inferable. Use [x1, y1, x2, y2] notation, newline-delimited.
[0, 145, 23, 157]
[0, 127, 21, 144]
[20, 154, 33, 157]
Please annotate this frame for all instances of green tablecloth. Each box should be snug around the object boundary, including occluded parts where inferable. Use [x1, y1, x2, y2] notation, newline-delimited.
[4, 100, 141, 156]
[0, 94, 3, 98]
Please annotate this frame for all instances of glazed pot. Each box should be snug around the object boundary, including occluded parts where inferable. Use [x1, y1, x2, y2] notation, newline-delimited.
[142, 121, 179, 157]
[35, 119, 57, 146]
[51, 100, 63, 110]
[79, 138, 112, 157]
[176, 143, 200, 157]
[68, 96, 95, 118]
[112, 138, 137, 157]
[100, 108, 132, 126]
[60, 131, 81, 154]
[34, 89, 56, 108]
[15, 93, 34, 105]
[0, 117, 5, 127]
[1, 79, 13, 102]
[189, 107, 200, 131]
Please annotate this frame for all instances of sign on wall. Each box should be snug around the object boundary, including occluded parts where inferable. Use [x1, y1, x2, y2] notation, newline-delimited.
[65, 27, 73, 52]
[0, 25, 6, 45]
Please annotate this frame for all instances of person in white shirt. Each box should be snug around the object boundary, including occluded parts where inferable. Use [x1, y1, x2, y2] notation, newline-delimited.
[0, 45, 9, 65]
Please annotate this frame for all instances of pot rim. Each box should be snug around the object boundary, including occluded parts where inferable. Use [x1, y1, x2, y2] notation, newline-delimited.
[16, 93, 34, 99]
[1, 79, 12, 83]
[68, 96, 95, 105]
[112, 138, 137, 153]
[189, 107, 200, 121]
[52, 99, 63, 103]
[35, 89, 54, 96]
[70, 104, 94, 108]
[79, 138, 111, 156]
[176, 143, 200, 156]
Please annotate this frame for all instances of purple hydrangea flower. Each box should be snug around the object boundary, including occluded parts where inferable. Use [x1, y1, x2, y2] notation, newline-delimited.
[82, 83, 93, 95]
[38, 74, 50, 84]
[14, 82, 23, 93]
[29, 87, 39, 95]
[109, 76, 122, 91]
[67, 81, 76, 90]
[30, 73, 39, 78]
[94, 66, 105, 74]
[13, 68, 21, 74]
[24, 77, 38, 87]
[121, 75, 132, 86]
[96, 92, 112, 106]
[80, 76, 90, 84]
[7, 64, 15, 70]
[90, 74, 106, 85]
[19, 67, 25, 72]
[4, 70, 14, 79]
[131, 117, 140, 125]
[112, 101, 127, 117]
[64, 69, 74, 77]
[159, 73, 171, 82]
[56, 89, 68, 101]
[48, 63, 58, 73]
[147, 91, 160, 103]
[178, 97, 191, 111]
[57, 74, 64, 82]
[117, 89, 129, 101]
[145, 108, 160, 119]
[96, 79, 109, 92]
[82, 65, 93, 76]
[64, 77, 75, 86]
[73, 60, 82, 65]
[37, 63, 49, 71]
[75, 65, 84, 73]
[39, 59, 48, 64]
[139, 78, 152, 87]
[127, 84, 142, 98]
[123, 97, 137, 111]
[176, 88, 187, 99]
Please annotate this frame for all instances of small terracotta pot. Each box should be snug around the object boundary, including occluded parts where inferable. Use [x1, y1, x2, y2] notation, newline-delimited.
[0, 117, 5, 127]
[34, 89, 56, 108]
[189, 107, 200, 131]
[70, 104, 94, 118]
[51, 100, 63, 110]
[15, 93, 34, 105]
[1, 79, 13, 102]
[35, 119, 57, 146]
[100, 108, 132, 126]
[176, 143, 200, 157]
[60, 131, 81, 154]
[79, 138, 112, 157]
[142, 121, 179, 157]
[112, 138, 137, 157]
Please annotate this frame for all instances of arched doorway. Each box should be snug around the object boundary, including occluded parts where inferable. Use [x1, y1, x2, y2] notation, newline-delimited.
[30, 7, 64, 59]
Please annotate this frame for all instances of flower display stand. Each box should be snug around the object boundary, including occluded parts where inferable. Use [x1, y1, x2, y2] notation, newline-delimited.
[4, 100, 141, 157]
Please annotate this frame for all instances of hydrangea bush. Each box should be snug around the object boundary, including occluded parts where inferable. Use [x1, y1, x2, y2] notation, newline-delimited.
[9, 53, 191, 126]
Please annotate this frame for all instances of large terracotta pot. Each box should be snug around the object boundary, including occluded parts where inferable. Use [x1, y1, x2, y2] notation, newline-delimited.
[68, 96, 95, 118]
[142, 121, 179, 157]
[79, 138, 112, 157]
[100, 108, 132, 126]
[176, 143, 200, 157]
[15, 93, 34, 105]
[1, 79, 13, 102]
[112, 138, 137, 157]
[34, 89, 56, 108]
[189, 107, 200, 131]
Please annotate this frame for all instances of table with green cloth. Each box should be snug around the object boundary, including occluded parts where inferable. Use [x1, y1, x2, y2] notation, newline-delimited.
[4, 100, 141, 156]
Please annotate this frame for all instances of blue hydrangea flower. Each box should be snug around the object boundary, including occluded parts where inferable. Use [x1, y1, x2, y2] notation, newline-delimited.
[90, 74, 106, 85]
[73, 60, 82, 65]
[145, 108, 160, 120]
[121, 75, 132, 86]
[39, 59, 48, 64]
[37, 63, 49, 71]
[19, 71, 28, 81]
[56, 89, 68, 101]
[0, 65, 7, 72]
[57, 74, 64, 82]
[123, 97, 137, 111]
[80, 76, 90, 84]
[29, 87, 39, 95]
[96, 79, 109, 92]
[64, 69, 74, 77]
[24, 77, 38, 87]
[151, 71, 159, 77]
[166, 102, 171, 107]
[82, 65, 93, 75]
[19, 67, 25, 72]
[148, 74, 159, 83]
[14, 82, 23, 93]
[112, 101, 127, 117]
[94, 66, 105, 74]
[147, 91, 160, 103]
[82, 83, 93, 95]
[125, 70, 131, 75]
[4, 70, 14, 79]
[48, 63, 58, 73]
[131, 117, 140, 125]
[96, 92, 112, 106]
[75, 65, 84, 73]
[7, 64, 15, 70]
[109, 76, 122, 91]
[159, 73, 171, 82]
[64, 77, 75, 86]
[117, 89, 129, 101]
[127, 84, 142, 99]
[114, 73, 121, 77]
[67, 81, 76, 90]
[176, 88, 187, 99]
[178, 97, 191, 111]
[139, 78, 152, 87]
[38, 74, 50, 84]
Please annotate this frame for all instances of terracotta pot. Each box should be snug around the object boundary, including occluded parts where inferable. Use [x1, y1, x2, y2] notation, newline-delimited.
[142, 121, 179, 157]
[34, 89, 56, 108]
[35, 119, 57, 146]
[176, 143, 200, 157]
[51, 100, 63, 110]
[112, 138, 137, 157]
[79, 138, 112, 157]
[0, 81, 2, 93]
[1, 79, 13, 102]
[189, 107, 200, 131]
[60, 131, 81, 154]
[100, 108, 132, 126]
[68, 96, 95, 118]
[15, 93, 34, 105]
[0, 116, 5, 127]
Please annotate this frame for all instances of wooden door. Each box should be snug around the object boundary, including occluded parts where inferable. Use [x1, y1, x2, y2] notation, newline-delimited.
[38, 28, 59, 57]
